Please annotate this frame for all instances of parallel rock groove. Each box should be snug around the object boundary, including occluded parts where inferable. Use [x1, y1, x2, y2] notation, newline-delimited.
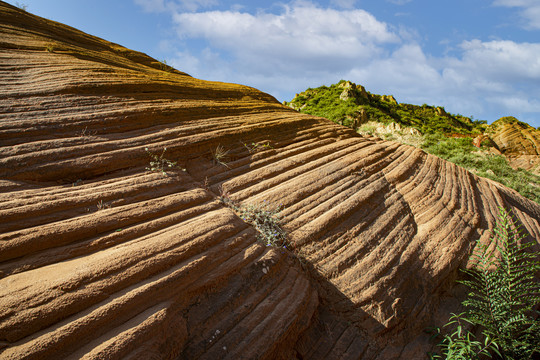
[0, 2, 539, 359]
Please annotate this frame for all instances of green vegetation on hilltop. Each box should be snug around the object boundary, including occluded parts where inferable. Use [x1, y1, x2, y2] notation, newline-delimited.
[286, 80, 486, 135]
[286, 81, 540, 205]
[289, 84, 360, 126]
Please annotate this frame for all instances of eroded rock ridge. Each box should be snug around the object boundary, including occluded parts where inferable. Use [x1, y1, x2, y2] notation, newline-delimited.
[1, 3, 539, 359]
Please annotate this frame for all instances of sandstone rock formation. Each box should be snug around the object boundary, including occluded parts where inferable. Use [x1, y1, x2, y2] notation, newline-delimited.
[487, 117, 540, 174]
[349, 108, 368, 129]
[381, 95, 397, 105]
[435, 107, 447, 116]
[1, 2, 540, 359]
[338, 81, 370, 103]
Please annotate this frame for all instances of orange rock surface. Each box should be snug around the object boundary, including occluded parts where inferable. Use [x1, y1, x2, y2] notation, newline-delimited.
[488, 117, 540, 174]
[1, 2, 539, 359]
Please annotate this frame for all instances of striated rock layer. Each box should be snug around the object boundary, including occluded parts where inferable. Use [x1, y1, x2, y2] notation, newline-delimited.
[488, 116, 540, 174]
[1, 2, 539, 359]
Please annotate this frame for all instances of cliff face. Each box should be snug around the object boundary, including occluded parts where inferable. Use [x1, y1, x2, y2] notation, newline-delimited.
[1, 2, 540, 359]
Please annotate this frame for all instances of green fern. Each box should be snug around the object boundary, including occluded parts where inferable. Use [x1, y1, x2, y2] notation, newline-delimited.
[430, 207, 540, 359]
[428, 313, 497, 360]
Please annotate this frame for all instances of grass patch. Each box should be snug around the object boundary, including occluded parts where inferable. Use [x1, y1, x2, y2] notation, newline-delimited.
[212, 144, 230, 168]
[242, 141, 273, 154]
[96, 199, 110, 211]
[422, 133, 540, 203]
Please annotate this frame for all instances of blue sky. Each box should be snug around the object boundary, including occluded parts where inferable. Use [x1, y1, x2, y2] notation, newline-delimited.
[7, 0, 540, 127]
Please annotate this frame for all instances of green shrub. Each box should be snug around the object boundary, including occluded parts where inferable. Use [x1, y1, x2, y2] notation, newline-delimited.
[429, 207, 540, 359]
[220, 197, 288, 248]
[429, 313, 497, 360]
[358, 124, 376, 135]
[145, 147, 176, 174]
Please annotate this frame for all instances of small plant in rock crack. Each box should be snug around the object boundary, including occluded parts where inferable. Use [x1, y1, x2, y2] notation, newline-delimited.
[220, 196, 288, 248]
[96, 199, 110, 211]
[77, 126, 97, 144]
[158, 59, 172, 71]
[242, 141, 273, 154]
[212, 144, 230, 168]
[238, 202, 288, 247]
[145, 147, 177, 174]
[78, 126, 97, 137]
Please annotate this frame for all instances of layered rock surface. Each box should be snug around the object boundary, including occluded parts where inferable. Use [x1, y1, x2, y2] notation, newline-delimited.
[488, 117, 540, 174]
[1, 2, 540, 359]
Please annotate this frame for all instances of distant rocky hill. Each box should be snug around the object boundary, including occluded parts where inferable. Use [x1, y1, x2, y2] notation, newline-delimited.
[1, 3, 539, 360]
[286, 81, 540, 203]
[286, 80, 485, 135]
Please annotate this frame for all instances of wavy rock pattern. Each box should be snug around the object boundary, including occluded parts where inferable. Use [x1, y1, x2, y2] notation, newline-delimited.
[489, 118, 540, 174]
[1, 2, 540, 359]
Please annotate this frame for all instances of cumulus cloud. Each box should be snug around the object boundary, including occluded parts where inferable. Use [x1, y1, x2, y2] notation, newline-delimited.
[442, 40, 540, 120]
[493, 0, 540, 29]
[138, 0, 540, 126]
[172, 2, 399, 74]
[173, 4, 398, 46]
[453, 40, 540, 82]
[344, 38, 540, 123]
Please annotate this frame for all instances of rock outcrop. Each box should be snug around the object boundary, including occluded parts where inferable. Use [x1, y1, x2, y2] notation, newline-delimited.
[1, 3, 540, 359]
[381, 95, 397, 105]
[338, 81, 370, 103]
[435, 107, 447, 116]
[488, 117, 540, 174]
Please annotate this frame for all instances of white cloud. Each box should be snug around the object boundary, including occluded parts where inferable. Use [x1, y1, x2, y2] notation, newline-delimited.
[152, 0, 540, 126]
[493, 96, 540, 113]
[344, 38, 540, 123]
[454, 40, 540, 82]
[172, 2, 399, 73]
[169, 50, 201, 74]
[493, 0, 540, 29]
[441, 40, 540, 120]
[349, 43, 439, 90]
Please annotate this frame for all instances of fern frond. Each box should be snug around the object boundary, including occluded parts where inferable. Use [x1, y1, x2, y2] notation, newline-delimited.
[458, 207, 540, 359]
